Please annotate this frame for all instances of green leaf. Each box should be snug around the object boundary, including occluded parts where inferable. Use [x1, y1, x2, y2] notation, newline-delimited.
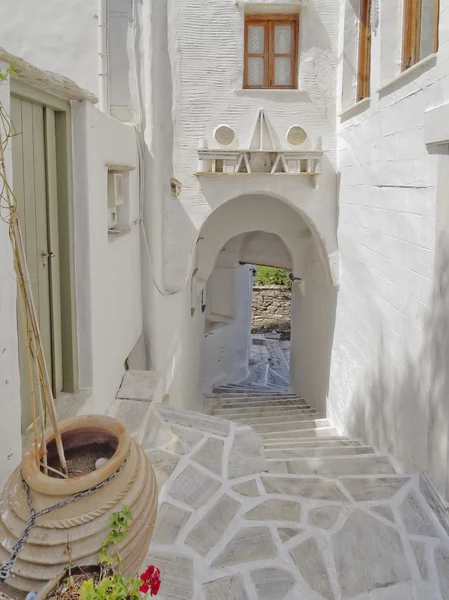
[98, 547, 112, 566]
[79, 579, 95, 600]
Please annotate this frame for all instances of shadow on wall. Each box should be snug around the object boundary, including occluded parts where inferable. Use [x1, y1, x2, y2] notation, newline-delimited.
[144, 0, 197, 294]
[342, 234, 449, 489]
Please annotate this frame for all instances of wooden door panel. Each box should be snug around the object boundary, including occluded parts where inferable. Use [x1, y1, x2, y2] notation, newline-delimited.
[31, 102, 52, 375]
[45, 108, 63, 395]
[11, 96, 32, 430]
[21, 99, 40, 305]
[12, 96, 56, 430]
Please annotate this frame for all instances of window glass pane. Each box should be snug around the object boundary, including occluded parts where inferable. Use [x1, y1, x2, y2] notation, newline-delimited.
[274, 57, 292, 86]
[248, 25, 265, 54]
[420, 0, 436, 60]
[247, 57, 265, 86]
[274, 25, 292, 54]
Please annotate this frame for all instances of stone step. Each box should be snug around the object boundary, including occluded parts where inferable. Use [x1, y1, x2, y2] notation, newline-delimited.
[267, 454, 397, 477]
[266, 445, 376, 459]
[212, 386, 292, 392]
[214, 396, 310, 410]
[215, 403, 309, 413]
[251, 419, 330, 434]
[231, 411, 321, 425]
[260, 427, 339, 441]
[212, 392, 296, 399]
[263, 438, 360, 448]
[213, 405, 315, 418]
[216, 397, 306, 407]
[212, 385, 290, 392]
[219, 404, 310, 414]
[266, 368, 289, 388]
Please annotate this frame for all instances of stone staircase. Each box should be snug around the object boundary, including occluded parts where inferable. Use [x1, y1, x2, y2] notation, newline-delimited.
[210, 384, 398, 478]
[112, 381, 449, 599]
[205, 383, 449, 599]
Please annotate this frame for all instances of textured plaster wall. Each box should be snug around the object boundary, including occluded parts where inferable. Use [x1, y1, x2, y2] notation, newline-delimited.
[162, 0, 339, 290]
[291, 241, 338, 414]
[330, 0, 449, 497]
[201, 265, 252, 391]
[0, 66, 21, 488]
[72, 102, 142, 414]
[136, 0, 341, 408]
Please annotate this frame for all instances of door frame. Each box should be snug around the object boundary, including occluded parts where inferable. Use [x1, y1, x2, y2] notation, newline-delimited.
[11, 79, 79, 394]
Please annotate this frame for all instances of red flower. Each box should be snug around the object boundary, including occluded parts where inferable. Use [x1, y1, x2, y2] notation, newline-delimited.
[139, 565, 161, 596]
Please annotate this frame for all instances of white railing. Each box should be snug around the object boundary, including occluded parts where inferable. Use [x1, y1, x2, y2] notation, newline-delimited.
[197, 148, 323, 187]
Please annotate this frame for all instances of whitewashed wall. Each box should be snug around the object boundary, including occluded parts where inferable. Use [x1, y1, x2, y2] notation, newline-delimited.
[331, 0, 449, 498]
[160, 0, 340, 290]
[201, 265, 252, 391]
[0, 66, 21, 488]
[0, 0, 341, 419]
[142, 0, 340, 408]
[72, 102, 142, 414]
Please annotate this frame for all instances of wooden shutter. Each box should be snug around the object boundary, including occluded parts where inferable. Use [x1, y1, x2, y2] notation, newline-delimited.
[357, 0, 372, 101]
[244, 14, 299, 89]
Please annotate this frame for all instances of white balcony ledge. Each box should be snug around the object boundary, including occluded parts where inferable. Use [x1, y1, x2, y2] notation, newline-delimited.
[197, 149, 323, 188]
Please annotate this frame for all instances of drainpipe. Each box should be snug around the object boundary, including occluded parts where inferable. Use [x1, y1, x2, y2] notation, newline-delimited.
[98, 0, 109, 114]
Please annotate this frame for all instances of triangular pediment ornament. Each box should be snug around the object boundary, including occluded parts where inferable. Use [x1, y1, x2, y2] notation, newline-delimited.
[249, 108, 279, 151]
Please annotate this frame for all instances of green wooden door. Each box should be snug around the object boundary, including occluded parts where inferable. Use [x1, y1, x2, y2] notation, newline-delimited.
[11, 97, 63, 431]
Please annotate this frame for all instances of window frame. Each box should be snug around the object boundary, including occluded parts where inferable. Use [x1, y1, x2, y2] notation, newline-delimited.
[243, 13, 299, 90]
[402, 0, 440, 71]
[357, 0, 372, 102]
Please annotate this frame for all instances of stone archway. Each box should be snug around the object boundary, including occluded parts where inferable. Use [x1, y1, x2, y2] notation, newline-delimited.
[193, 194, 338, 414]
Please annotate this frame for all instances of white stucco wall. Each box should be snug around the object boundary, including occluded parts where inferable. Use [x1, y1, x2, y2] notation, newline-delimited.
[141, 0, 340, 410]
[0, 0, 341, 420]
[291, 243, 338, 414]
[201, 265, 252, 391]
[331, 0, 449, 497]
[0, 65, 22, 488]
[158, 0, 339, 290]
[72, 102, 142, 414]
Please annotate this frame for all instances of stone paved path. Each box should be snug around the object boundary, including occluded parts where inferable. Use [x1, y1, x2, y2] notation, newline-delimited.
[111, 385, 449, 600]
[240, 333, 290, 389]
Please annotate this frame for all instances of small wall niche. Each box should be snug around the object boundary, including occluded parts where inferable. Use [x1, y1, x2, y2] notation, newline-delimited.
[106, 164, 135, 237]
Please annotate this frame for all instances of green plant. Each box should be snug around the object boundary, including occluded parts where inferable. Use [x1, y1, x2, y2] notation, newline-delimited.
[98, 505, 133, 566]
[78, 506, 161, 599]
[79, 572, 142, 600]
[0, 66, 15, 86]
[254, 266, 291, 289]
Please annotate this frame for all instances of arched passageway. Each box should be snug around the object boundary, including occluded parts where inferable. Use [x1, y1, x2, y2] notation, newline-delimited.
[193, 194, 337, 414]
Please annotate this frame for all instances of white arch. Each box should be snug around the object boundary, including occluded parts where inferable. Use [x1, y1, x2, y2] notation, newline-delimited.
[194, 192, 337, 288]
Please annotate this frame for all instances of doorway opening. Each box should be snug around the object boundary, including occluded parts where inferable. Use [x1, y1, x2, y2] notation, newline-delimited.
[248, 265, 292, 389]
[196, 193, 337, 413]
[11, 81, 78, 431]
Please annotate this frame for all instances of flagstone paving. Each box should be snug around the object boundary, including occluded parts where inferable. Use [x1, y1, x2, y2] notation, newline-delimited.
[119, 385, 449, 600]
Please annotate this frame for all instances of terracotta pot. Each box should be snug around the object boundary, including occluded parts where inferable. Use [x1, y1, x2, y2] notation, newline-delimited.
[0, 415, 158, 596]
[35, 565, 101, 600]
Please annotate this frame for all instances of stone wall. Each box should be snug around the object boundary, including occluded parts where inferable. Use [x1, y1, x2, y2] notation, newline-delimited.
[251, 286, 291, 339]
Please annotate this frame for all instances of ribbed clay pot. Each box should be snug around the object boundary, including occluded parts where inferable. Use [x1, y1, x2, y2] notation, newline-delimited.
[36, 565, 102, 600]
[0, 415, 158, 596]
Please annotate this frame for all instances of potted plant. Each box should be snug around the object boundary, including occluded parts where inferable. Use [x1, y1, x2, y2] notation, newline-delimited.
[0, 67, 158, 598]
[0, 416, 158, 596]
[34, 507, 161, 600]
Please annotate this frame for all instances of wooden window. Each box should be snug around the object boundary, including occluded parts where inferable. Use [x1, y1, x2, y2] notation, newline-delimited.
[357, 0, 372, 101]
[402, 0, 440, 70]
[244, 14, 299, 89]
